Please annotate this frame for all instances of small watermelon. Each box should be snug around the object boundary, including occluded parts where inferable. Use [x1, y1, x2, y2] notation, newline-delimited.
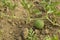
[34, 19, 44, 29]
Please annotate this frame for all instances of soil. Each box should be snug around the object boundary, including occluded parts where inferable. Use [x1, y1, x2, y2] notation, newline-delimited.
[0, 0, 60, 40]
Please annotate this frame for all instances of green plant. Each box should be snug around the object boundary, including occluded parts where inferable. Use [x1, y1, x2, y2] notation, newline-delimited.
[44, 35, 59, 40]
[21, 0, 33, 24]
[21, 0, 60, 29]
[39, 0, 60, 26]
[33, 0, 60, 27]
[1, 0, 17, 10]
[52, 35, 59, 40]
[0, 0, 18, 19]
[44, 35, 52, 40]
[34, 19, 44, 29]
[26, 28, 38, 40]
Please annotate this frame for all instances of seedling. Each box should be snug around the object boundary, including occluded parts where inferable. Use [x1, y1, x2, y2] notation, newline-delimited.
[1, 0, 17, 10]
[26, 28, 38, 40]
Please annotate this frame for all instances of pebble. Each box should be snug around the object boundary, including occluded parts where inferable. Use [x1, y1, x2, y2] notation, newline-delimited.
[22, 28, 28, 39]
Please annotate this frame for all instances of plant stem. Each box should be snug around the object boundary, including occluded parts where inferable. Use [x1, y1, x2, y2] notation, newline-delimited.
[45, 12, 60, 26]
[46, 14, 60, 26]
[26, 8, 31, 24]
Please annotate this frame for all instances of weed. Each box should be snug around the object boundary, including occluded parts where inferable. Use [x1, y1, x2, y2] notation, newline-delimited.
[44, 35, 52, 40]
[26, 28, 38, 40]
[44, 35, 59, 40]
[39, 0, 60, 26]
[0, 0, 18, 19]
[21, 0, 33, 24]
[21, 0, 60, 28]
[52, 35, 59, 40]
[0, 0, 17, 10]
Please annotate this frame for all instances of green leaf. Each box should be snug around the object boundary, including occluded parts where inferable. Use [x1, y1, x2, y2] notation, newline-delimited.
[34, 19, 44, 29]
[21, 0, 33, 10]
[27, 28, 38, 40]
[32, 8, 42, 15]
[1, 0, 16, 10]
[54, 11, 60, 16]
[47, 9, 54, 13]
[21, 0, 28, 9]
[52, 35, 59, 40]
[44, 35, 52, 40]
[7, 3, 16, 10]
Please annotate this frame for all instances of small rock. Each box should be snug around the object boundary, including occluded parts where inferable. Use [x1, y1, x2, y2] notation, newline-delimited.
[45, 29, 49, 34]
[9, 31, 13, 34]
[22, 28, 28, 39]
[35, 29, 40, 35]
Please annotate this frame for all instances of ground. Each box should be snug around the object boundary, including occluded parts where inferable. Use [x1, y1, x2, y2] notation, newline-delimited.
[0, 0, 60, 40]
